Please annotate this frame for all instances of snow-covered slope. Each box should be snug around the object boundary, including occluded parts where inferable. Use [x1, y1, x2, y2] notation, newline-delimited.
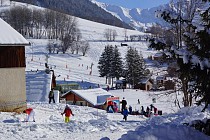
[1, 1, 210, 140]
[91, 0, 169, 31]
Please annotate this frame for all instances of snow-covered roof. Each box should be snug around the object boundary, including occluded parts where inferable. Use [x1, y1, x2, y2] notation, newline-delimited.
[139, 78, 152, 84]
[0, 18, 30, 46]
[153, 52, 164, 57]
[156, 76, 165, 81]
[64, 88, 112, 106]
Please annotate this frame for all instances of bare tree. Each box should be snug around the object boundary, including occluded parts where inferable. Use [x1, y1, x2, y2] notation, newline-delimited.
[70, 42, 76, 54]
[46, 40, 53, 54]
[112, 29, 117, 41]
[124, 29, 128, 41]
[32, 9, 44, 39]
[75, 42, 80, 54]
[80, 41, 90, 56]
[104, 28, 118, 41]
[104, 28, 111, 41]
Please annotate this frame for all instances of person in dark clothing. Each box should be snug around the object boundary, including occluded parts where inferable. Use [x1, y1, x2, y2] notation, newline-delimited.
[138, 99, 140, 104]
[141, 106, 145, 115]
[49, 88, 55, 104]
[121, 97, 127, 112]
[128, 105, 132, 114]
[122, 107, 129, 121]
[146, 106, 150, 117]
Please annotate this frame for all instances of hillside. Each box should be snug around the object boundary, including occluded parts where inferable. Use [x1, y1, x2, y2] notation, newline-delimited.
[0, 0, 154, 85]
[91, 0, 170, 31]
[11, 0, 133, 30]
[0, 1, 210, 140]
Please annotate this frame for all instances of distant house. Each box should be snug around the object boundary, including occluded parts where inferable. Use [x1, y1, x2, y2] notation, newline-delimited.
[153, 52, 166, 61]
[156, 76, 166, 87]
[134, 78, 153, 91]
[115, 79, 127, 89]
[164, 80, 175, 90]
[61, 88, 112, 110]
[0, 18, 30, 112]
[25, 70, 56, 102]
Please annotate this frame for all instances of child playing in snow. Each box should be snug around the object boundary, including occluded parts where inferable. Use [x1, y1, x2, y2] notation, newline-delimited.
[23, 108, 35, 122]
[61, 105, 74, 123]
[122, 107, 129, 121]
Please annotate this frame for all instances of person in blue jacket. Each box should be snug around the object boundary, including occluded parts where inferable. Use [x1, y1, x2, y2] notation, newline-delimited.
[122, 107, 129, 121]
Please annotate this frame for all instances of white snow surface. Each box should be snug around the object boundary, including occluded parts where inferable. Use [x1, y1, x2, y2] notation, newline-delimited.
[0, 1, 210, 140]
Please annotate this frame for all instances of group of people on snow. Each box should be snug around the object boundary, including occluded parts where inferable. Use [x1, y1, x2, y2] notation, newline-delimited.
[20, 88, 74, 123]
[140, 104, 158, 117]
[23, 88, 159, 122]
[22, 104, 74, 123]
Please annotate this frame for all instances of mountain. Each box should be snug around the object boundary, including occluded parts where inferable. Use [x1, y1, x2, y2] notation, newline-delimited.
[12, 0, 134, 30]
[91, 0, 170, 31]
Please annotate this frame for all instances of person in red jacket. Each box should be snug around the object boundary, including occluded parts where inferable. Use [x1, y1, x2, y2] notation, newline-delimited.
[61, 105, 74, 123]
[23, 108, 35, 122]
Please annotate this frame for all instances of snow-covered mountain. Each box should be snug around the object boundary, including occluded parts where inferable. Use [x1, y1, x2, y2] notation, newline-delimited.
[91, 0, 169, 31]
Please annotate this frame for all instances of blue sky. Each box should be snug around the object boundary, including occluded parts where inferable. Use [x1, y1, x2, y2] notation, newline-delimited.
[96, 0, 170, 9]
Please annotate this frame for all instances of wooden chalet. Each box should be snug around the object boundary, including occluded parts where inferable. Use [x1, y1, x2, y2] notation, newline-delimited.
[134, 78, 153, 91]
[115, 79, 127, 89]
[0, 18, 30, 112]
[61, 88, 112, 110]
[153, 52, 166, 61]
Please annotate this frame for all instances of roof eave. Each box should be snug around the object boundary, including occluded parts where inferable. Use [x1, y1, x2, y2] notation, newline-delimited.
[0, 43, 31, 46]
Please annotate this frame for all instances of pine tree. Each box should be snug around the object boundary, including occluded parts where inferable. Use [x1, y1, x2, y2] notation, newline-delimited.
[110, 45, 123, 80]
[189, 3, 210, 111]
[152, 0, 210, 109]
[98, 45, 113, 84]
[125, 47, 146, 87]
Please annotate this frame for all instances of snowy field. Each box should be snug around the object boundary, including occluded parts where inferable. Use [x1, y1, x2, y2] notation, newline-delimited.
[0, 90, 209, 140]
[0, 1, 210, 140]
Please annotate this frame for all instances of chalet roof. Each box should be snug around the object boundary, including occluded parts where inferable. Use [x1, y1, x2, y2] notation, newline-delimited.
[139, 78, 153, 84]
[156, 76, 165, 81]
[62, 88, 112, 106]
[153, 52, 164, 57]
[0, 18, 30, 46]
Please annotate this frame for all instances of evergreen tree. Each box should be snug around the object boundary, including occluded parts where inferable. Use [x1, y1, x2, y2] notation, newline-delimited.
[110, 45, 123, 80]
[152, 0, 210, 110]
[98, 45, 113, 84]
[188, 3, 210, 111]
[125, 47, 146, 87]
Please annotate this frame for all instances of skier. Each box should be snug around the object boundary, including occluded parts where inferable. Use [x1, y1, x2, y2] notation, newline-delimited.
[23, 108, 35, 122]
[122, 107, 129, 121]
[61, 105, 74, 123]
[49, 88, 55, 104]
